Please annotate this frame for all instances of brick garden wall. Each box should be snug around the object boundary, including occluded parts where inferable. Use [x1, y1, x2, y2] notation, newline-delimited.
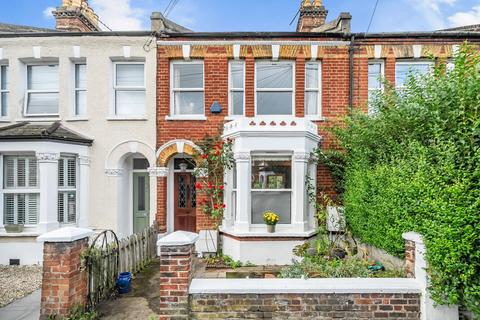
[190, 293, 421, 319]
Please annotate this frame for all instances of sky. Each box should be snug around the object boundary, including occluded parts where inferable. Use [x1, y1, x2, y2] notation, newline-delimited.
[0, 0, 479, 32]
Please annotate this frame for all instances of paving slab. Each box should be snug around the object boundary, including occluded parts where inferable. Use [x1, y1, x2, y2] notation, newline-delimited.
[0, 289, 40, 320]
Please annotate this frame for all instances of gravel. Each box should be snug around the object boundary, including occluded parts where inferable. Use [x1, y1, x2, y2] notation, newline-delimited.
[0, 265, 42, 307]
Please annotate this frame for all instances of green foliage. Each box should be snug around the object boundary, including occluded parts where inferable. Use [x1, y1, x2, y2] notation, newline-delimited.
[203, 253, 245, 269]
[329, 43, 480, 315]
[47, 306, 99, 320]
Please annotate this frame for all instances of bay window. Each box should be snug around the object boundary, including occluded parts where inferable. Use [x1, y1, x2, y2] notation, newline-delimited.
[58, 156, 77, 224]
[1, 65, 9, 117]
[305, 62, 321, 116]
[74, 64, 87, 116]
[3, 156, 39, 225]
[25, 65, 59, 116]
[229, 61, 245, 116]
[251, 156, 292, 224]
[171, 61, 204, 116]
[395, 61, 433, 88]
[256, 62, 294, 115]
[114, 63, 146, 116]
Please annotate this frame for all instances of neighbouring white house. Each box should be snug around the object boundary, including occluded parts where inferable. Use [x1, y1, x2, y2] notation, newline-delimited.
[0, 0, 189, 265]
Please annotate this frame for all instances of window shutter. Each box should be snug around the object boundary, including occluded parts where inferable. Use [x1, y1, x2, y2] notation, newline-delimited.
[4, 157, 15, 188]
[58, 158, 64, 187]
[67, 158, 76, 187]
[17, 158, 26, 187]
[67, 192, 76, 223]
[28, 158, 37, 187]
[26, 194, 38, 224]
[17, 194, 26, 224]
[4, 194, 14, 224]
[58, 193, 65, 223]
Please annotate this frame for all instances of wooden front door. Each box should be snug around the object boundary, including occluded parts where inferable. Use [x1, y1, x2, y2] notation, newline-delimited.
[174, 172, 196, 232]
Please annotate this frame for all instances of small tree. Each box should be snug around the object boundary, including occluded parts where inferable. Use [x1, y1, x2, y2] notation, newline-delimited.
[325, 43, 480, 315]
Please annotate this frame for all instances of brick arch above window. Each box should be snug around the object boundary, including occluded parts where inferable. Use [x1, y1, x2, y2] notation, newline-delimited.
[156, 139, 202, 167]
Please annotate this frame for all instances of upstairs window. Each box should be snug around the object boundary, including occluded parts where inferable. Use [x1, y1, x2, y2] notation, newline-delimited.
[25, 65, 59, 116]
[368, 61, 384, 114]
[305, 62, 321, 116]
[229, 61, 245, 116]
[3, 156, 39, 225]
[0, 65, 9, 117]
[395, 61, 433, 88]
[256, 62, 294, 115]
[58, 157, 77, 224]
[251, 156, 292, 224]
[74, 64, 86, 116]
[114, 63, 146, 116]
[171, 61, 204, 116]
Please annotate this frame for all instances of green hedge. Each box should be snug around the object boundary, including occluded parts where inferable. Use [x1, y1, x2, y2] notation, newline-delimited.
[326, 44, 480, 315]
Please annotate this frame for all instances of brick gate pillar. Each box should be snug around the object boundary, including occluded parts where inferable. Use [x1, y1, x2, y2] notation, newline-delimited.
[157, 231, 198, 320]
[37, 227, 94, 319]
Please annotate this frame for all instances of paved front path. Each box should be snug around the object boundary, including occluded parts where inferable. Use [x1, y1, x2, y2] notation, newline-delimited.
[0, 289, 40, 320]
[96, 260, 160, 319]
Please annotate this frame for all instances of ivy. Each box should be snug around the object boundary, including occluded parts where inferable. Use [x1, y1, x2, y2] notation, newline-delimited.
[326, 43, 480, 315]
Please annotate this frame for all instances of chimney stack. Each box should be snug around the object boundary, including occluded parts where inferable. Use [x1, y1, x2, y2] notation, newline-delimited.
[296, 0, 328, 32]
[53, 0, 100, 32]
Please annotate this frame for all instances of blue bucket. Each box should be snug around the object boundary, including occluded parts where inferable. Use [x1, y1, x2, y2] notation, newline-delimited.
[116, 272, 132, 294]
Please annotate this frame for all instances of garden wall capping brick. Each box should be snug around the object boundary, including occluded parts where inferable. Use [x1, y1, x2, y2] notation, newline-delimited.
[189, 278, 422, 295]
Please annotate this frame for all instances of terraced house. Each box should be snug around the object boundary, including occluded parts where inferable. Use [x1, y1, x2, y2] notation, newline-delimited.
[0, 0, 479, 266]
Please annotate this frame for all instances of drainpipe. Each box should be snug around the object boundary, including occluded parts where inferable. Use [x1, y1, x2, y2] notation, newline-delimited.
[348, 35, 355, 114]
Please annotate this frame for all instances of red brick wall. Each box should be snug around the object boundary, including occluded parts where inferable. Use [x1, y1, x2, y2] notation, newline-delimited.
[40, 238, 88, 318]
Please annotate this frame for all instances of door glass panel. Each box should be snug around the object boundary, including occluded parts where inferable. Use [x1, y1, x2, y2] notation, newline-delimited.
[178, 175, 186, 208]
[138, 176, 145, 211]
[190, 176, 196, 208]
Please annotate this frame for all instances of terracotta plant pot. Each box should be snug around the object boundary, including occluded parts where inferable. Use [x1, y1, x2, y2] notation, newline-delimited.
[267, 224, 276, 233]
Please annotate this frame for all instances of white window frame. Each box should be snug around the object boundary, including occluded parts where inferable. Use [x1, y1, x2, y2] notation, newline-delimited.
[24, 63, 60, 117]
[255, 61, 295, 116]
[368, 60, 385, 115]
[2, 155, 39, 226]
[250, 154, 293, 225]
[395, 60, 434, 89]
[112, 61, 146, 117]
[58, 156, 77, 224]
[228, 60, 245, 117]
[73, 63, 87, 117]
[169, 60, 205, 120]
[305, 61, 322, 118]
[0, 64, 9, 119]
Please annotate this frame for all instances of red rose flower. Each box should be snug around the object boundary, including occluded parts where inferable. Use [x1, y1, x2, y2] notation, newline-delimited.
[221, 204, 226, 208]
[208, 182, 213, 189]
[201, 154, 208, 159]
[219, 185, 224, 190]
[195, 182, 202, 190]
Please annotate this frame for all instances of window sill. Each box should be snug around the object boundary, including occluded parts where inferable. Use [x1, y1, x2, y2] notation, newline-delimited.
[66, 117, 89, 122]
[305, 116, 326, 121]
[106, 116, 148, 121]
[220, 226, 317, 238]
[0, 118, 11, 123]
[224, 116, 244, 121]
[0, 231, 41, 238]
[16, 117, 60, 122]
[165, 115, 207, 121]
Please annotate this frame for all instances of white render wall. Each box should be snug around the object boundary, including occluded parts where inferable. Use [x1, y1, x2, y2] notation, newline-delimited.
[0, 35, 157, 238]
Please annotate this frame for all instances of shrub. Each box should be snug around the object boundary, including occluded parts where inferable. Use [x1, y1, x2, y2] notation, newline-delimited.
[327, 44, 480, 315]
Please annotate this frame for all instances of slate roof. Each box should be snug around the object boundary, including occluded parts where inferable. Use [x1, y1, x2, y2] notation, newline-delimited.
[152, 12, 192, 33]
[0, 22, 56, 34]
[440, 24, 480, 32]
[0, 122, 93, 146]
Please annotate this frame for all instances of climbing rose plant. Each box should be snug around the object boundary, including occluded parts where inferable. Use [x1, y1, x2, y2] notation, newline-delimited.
[193, 134, 234, 226]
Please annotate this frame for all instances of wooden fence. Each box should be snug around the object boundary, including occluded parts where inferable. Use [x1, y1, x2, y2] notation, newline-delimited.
[86, 224, 158, 309]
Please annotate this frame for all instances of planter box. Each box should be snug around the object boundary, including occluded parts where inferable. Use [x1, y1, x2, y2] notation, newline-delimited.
[4, 224, 24, 233]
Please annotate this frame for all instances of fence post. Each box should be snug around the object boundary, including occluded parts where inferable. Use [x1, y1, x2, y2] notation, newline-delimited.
[37, 227, 94, 319]
[403, 232, 459, 320]
[157, 231, 198, 320]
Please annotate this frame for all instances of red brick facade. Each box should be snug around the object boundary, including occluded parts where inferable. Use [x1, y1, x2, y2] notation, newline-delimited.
[156, 36, 479, 232]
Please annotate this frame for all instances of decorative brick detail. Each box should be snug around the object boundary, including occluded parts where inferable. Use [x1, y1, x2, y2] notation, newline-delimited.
[157, 176, 168, 233]
[159, 242, 196, 320]
[405, 239, 416, 278]
[190, 293, 420, 319]
[40, 238, 88, 319]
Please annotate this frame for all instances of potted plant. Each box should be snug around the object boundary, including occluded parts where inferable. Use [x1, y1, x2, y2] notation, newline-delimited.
[4, 224, 24, 233]
[263, 211, 279, 233]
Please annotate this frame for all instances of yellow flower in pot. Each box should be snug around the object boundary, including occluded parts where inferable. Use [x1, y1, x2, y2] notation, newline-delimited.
[263, 211, 279, 233]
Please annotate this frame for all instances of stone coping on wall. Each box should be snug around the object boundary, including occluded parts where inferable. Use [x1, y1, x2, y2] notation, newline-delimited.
[189, 278, 422, 294]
